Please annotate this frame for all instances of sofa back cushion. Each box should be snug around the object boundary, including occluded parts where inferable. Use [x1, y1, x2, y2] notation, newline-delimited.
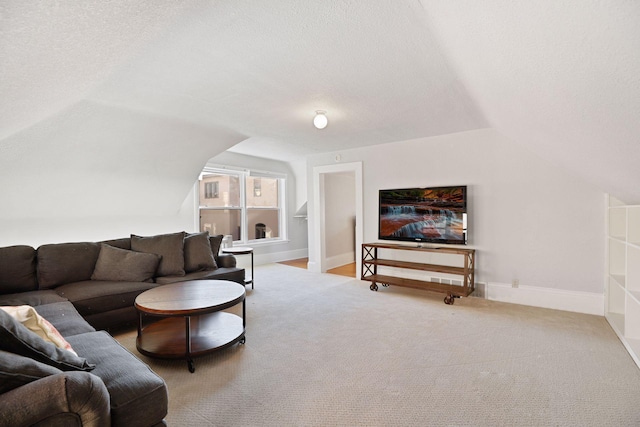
[100, 237, 131, 250]
[37, 242, 100, 289]
[0, 245, 38, 295]
[131, 232, 186, 277]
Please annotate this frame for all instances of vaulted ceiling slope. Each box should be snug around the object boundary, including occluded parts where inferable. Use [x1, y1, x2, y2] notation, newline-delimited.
[1, 1, 639, 219]
[421, 0, 640, 204]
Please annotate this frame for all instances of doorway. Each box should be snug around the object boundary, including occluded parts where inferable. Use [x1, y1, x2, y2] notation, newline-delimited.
[309, 162, 363, 278]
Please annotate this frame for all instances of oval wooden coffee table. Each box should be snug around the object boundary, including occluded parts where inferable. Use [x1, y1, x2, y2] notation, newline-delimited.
[134, 280, 246, 373]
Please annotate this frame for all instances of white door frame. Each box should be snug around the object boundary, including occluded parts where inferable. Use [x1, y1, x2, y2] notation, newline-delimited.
[309, 161, 363, 277]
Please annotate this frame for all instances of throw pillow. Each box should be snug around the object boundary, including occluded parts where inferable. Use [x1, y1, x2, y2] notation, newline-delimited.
[209, 234, 224, 259]
[0, 349, 63, 394]
[131, 232, 186, 277]
[0, 305, 77, 355]
[91, 244, 161, 283]
[184, 232, 217, 272]
[0, 309, 94, 372]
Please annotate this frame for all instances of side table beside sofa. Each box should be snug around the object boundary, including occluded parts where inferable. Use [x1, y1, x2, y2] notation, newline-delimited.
[0, 231, 245, 427]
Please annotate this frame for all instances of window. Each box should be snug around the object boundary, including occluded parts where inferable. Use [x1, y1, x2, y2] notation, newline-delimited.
[198, 167, 286, 243]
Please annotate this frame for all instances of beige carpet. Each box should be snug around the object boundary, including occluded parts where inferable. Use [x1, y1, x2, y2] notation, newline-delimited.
[114, 264, 640, 426]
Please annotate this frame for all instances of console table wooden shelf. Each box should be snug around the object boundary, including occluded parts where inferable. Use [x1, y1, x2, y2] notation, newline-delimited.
[361, 242, 475, 304]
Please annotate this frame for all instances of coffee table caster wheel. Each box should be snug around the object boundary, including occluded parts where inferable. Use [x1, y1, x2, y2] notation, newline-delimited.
[444, 295, 454, 305]
[370, 284, 378, 291]
[187, 359, 195, 373]
[239, 336, 246, 345]
[382, 283, 389, 287]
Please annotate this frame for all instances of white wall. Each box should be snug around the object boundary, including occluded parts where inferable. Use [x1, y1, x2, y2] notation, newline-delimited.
[324, 172, 356, 267]
[307, 128, 605, 298]
[288, 158, 308, 214]
[0, 146, 309, 263]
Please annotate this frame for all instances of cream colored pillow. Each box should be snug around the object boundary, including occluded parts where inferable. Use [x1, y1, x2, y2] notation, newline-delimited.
[0, 306, 77, 356]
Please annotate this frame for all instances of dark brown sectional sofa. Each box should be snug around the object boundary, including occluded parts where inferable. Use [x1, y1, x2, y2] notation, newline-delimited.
[0, 231, 245, 426]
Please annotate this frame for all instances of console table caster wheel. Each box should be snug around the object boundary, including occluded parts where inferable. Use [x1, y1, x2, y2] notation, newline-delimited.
[187, 359, 195, 373]
[444, 294, 460, 305]
[370, 284, 378, 291]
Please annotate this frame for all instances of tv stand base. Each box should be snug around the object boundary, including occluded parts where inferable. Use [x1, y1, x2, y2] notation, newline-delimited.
[361, 243, 475, 304]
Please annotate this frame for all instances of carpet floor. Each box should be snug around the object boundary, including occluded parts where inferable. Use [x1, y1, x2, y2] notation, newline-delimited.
[114, 263, 640, 426]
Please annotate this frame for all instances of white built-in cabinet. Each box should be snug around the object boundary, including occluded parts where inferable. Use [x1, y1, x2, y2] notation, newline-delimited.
[606, 196, 640, 368]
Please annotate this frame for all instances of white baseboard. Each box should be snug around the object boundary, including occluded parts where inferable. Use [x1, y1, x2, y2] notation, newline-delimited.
[486, 282, 604, 316]
[234, 248, 308, 269]
[325, 252, 355, 270]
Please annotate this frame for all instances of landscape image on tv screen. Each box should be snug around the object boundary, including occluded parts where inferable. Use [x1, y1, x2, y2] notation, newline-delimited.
[379, 186, 467, 244]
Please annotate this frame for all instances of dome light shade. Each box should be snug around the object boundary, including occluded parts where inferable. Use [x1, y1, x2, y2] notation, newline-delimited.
[313, 111, 328, 129]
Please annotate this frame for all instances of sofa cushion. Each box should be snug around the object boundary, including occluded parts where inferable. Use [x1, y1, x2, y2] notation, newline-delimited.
[131, 232, 186, 277]
[0, 245, 38, 294]
[34, 301, 96, 338]
[67, 331, 168, 427]
[0, 289, 67, 307]
[216, 253, 237, 268]
[91, 244, 161, 283]
[155, 267, 246, 285]
[83, 306, 139, 332]
[55, 280, 158, 318]
[0, 309, 94, 371]
[184, 232, 217, 272]
[37, 242, 100, 289]
[100, 237, 131, 250]
[0, 349, 63, 394]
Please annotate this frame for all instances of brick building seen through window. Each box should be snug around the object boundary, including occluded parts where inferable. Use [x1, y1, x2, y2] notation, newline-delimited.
[198, 169, 284, 242]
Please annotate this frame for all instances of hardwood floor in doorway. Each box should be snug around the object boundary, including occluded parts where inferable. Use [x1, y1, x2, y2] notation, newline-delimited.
[327, 262, 356, 278]
[278, 258, 308, 269]
[277, 258, 356, 278]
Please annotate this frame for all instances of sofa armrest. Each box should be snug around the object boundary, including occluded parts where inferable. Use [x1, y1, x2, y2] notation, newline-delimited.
[0, 372, 110, 427]
[216, 253, 237, 268]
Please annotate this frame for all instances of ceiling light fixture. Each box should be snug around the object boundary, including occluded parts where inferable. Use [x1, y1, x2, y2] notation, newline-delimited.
[313, 110, 328, 129]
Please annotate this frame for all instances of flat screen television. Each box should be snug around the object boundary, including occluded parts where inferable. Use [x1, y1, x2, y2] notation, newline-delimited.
[378, 185, 467, 245]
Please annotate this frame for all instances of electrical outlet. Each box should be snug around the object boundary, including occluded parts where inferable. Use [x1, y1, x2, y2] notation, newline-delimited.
[512, 279, 519, 288]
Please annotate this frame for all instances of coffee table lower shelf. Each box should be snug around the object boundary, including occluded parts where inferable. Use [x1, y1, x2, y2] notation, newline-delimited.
[136, 312, 245, 372]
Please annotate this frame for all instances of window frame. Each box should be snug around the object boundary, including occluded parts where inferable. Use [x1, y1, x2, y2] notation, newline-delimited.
[197, 166, 287, 245]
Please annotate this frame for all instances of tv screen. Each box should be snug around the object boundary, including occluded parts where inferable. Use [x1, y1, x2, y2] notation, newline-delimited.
[379, 185, 467, 245]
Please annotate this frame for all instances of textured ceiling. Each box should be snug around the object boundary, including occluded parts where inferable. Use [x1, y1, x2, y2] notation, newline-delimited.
[1, 0, 640, 214]
[88, 1, 486, 156]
